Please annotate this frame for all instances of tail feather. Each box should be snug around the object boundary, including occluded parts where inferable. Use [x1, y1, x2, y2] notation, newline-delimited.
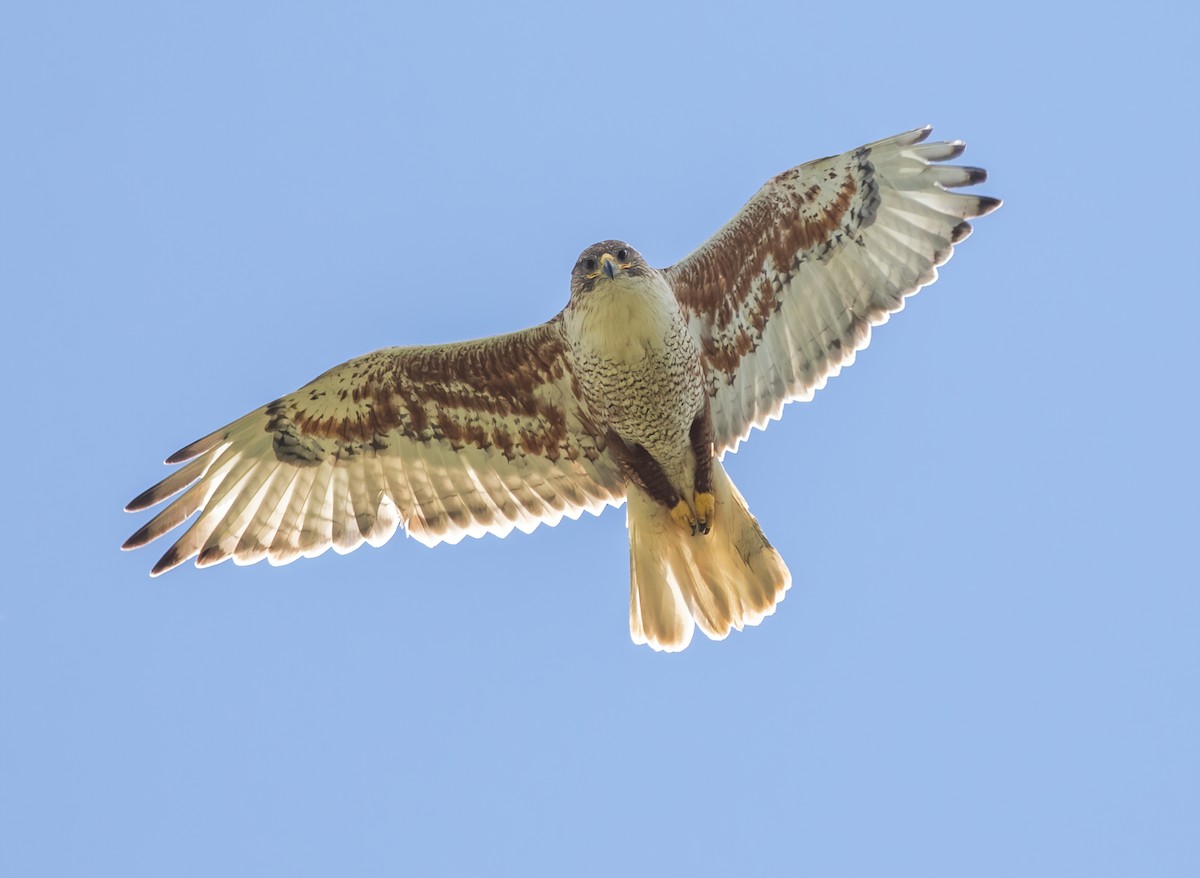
[626, 459, 791, 652]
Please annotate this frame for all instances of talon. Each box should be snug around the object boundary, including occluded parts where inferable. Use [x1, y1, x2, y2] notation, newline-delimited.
[693, 490, 715, 535]
[670, 498, 698, 534]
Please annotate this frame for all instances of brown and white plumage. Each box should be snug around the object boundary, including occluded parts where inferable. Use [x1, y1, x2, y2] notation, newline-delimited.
[668, 126, 1000, 452]
[124, 326, 626, 574]
[124, 126, 999, 651]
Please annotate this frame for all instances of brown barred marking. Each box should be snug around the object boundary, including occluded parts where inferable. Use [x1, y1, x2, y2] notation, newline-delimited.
[665, 152, 879, 385]
[265, 320, 583, 465]
[670, 162, 868, 325]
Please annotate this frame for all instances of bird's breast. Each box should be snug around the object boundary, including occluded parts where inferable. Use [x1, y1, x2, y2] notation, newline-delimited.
[565, 276, 704, 463]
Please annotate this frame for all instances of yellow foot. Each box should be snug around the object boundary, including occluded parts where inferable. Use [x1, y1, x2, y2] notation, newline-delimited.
[693, 490, 715, 535]
[670, 498, 698, 534]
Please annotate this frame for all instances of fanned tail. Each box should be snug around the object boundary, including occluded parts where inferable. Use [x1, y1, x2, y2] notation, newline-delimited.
[627, 459, 791, 651]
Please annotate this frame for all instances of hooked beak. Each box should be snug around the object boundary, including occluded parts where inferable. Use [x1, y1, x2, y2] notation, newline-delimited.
[600, 252, 618, 280]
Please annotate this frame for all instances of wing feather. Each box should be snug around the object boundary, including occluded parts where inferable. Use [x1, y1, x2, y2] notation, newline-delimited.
[197, 467, 272, 561]
[125, 320, 625, 574]
[328, 464, 362, 553]
[298, 464, 337, 558]
[267, 466, 321, 565]
[665, 126, 1000, 453]
[233, 467, 294, 562]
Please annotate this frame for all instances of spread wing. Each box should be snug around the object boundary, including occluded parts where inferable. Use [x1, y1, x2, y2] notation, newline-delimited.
[123, 320, 625, 575]
[665, 126, 1001, 454]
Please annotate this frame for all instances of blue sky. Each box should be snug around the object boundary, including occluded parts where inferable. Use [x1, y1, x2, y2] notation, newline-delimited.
[2, 2, 1196, 875]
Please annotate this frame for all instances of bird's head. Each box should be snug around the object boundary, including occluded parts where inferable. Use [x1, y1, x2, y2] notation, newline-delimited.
[569, 240, 652, 296]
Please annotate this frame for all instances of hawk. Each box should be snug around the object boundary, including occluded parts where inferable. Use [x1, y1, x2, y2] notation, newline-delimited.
[124, 126, 1000, 652]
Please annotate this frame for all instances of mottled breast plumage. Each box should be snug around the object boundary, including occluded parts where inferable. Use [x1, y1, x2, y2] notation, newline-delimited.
[563, 243, 704, 489]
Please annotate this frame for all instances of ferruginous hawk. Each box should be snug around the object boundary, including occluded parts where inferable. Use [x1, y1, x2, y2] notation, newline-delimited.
[124, 126, 1000, 652]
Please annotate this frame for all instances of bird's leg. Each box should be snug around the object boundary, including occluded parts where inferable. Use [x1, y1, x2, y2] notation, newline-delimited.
[689, 402, 715, 535]
[605, 430, 699, 535]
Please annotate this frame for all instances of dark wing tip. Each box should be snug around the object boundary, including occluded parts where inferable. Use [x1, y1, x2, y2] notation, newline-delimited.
[122, 522, 156, 550]
[941, 141, 967, 161]
[165, 444, 203, 466]
[974, 195, 1003, 216]
[125, 486, 162, 513]
[165, 429, 226, 465]
[150, 545, 188, 577]
[197, 545, 226, 567]
[955, 166, 988, 187]
[950, 221, 973, 244]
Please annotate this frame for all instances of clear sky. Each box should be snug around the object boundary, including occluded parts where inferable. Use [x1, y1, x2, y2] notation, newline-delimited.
[2, 2, 1196, 876]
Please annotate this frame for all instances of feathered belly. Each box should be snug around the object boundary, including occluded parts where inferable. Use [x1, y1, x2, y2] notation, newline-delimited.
[572, 292, 704, 486]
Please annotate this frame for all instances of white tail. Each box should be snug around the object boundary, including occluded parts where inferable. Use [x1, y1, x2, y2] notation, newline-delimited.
[626, 459, 791, 651]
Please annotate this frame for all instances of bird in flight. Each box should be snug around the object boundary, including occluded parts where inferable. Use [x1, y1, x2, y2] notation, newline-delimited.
[124, 126, 1000, 652]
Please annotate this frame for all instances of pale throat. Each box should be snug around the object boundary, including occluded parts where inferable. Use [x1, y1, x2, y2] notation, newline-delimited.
[568, 273, 689, 366]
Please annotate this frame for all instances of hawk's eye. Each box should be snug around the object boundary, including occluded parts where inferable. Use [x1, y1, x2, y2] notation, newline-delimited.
[583, 258, 597, 272]
[617, 248, 629, 261]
